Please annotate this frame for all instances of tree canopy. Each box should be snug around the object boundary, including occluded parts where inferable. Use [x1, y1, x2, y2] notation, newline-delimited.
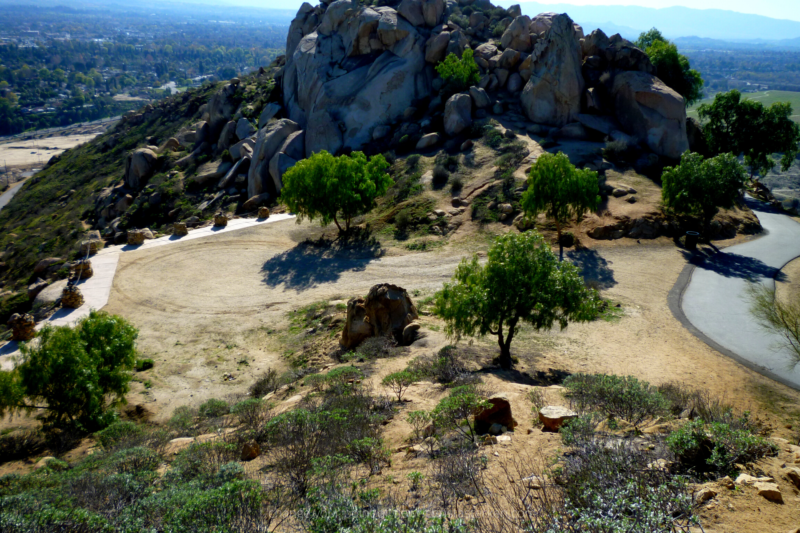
[636, 28, 704, 106]
[698, 90, 800, 177]
[661, 151, 747, 235]
[281, 150, 392, 234]
[0, 310, 138, 430]
[520, 152, 600, 259]
[433, 231, 600, 370]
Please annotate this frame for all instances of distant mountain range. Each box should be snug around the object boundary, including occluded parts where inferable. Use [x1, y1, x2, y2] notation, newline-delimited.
[498, 2, 800, 43]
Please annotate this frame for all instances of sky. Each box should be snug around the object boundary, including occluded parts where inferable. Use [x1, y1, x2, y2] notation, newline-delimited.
[231, 0, 800, 22]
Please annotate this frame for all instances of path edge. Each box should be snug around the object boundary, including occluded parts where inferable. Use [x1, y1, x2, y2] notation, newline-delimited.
[668, 258, 800, 392]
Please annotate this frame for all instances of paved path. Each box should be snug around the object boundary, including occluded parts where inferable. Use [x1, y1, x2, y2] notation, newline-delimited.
[0, 214, 294, 368]
[678, 198, 800, 389]
[0, 179, 27, 213]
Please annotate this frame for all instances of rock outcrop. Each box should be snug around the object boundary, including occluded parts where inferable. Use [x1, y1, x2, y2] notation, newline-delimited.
[124, 148, 157, 189]
[248, 119, 301, 198]
[341, 283, 419, 349]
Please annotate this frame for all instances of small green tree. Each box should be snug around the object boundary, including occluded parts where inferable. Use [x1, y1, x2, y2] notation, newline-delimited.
[431, 385, 490, 442]
[521, 151, 600, 260]
[698, 90, 800, 178]
[661, 151, 747, 236]
[636, 28, 704, 106]
[381, 370, 417, 402]
[281, 150, 392, 234]
[433, 231, 600, 370]
[435, 49, 480, 95]
[0, 310, 138, 429]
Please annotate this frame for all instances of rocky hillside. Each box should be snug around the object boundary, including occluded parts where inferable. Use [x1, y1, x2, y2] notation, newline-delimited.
[0, 0, 753, 328]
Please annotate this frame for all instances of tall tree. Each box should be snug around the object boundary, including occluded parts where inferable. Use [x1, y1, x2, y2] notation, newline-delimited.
[433, 231, 600, 370]
[698, 90, 800, 178]
[281, 150, 392, 234]
[520, 152, 599, 260]
[661, 151, 747, 237]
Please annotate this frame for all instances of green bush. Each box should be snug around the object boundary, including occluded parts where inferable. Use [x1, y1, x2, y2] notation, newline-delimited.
[381, 370, 418, 402]
[405, 154, 421, 171]
[432, 164, 450, 185]
[435, 50, 480, 95]
[110, 446, 161, 473]
[96, 420, 143, 450]
[432, 385, 490, 442]
[168, 441, 239, 486]
[134, 358, 154, 372]
[666, 419, 777, 475]
[168, 405, 197, 432]
[563, 373, 669, 426]
[249, 367, 279, 397]
[197, 398, 229, 420]
[230, 398, 270, 429]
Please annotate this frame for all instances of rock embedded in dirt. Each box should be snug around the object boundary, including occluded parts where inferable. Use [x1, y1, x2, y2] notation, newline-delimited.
[475, 393, 518, 434]
[402, 322, 421, 345]
[242, 193, 271, 211]
[341, 283, 419, 349]
[785, 467, 800, 488]
[695, 486, 717, 504]
[538, 405, 577, 431]
[754, 481, 783, 503]
[241, 441, 261, 461]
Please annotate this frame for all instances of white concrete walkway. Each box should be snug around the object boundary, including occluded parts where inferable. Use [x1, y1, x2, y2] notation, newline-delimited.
[0, 214, 294, 368]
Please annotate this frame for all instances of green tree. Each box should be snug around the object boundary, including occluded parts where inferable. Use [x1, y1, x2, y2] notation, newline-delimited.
[435, 49, 480, 95]
[431, 385, 490, 442]
[636, 28, 704, 106]
[698, 90, 800, 177]
[381, 370, 418, 402]
[433, 231, 600, 370]
[0, 310, 138, 429]
[281, 150, 391, 234]
[661, 151, 747, 237]
[521, 151, 600, 260]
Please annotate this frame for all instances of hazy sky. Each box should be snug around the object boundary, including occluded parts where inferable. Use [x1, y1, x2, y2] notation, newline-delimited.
[243, 0, 800, 22]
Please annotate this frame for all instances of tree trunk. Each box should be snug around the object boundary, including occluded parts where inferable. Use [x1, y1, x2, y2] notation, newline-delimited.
[496, 317, 518, 370]
[555, 219, 563, 261]
[333, 213, 344, 234]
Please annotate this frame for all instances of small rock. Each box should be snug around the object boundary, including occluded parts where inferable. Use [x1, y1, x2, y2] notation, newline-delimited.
[416, 133, 440, 150]
[785, 466, 800, 488]
[754, 481, 783, 503]
[522, 475, 544, 489]
[173, 222, 189, 236]
[719, 476, 735, 489]
[625, 196, 637, 204]
[695, 487, 717, 504]
[612, 188, 628, 198]
[735, 473, 774, 485]
[241, 441, 261, 461]
[213, 213, 228, 227]
[538, 406, 577, 431]
[258, 206, 271, 219]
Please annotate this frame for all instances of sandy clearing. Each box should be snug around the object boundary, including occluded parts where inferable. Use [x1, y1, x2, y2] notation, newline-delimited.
[0, 134, 100, 168]
[101, 215, 800, 431]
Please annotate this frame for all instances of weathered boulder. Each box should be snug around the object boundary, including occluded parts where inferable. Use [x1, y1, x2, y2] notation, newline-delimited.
[268, 153, 298, 193]
[217, 121, 237, 152]
[501, 16, 531, 52]
[507, 72, 524, 92]
[444, 93, 472, 136]
[416, 133, 440, 150]
[248, 119, 300, 198]
[521, 14, 584, 126]
[194, 160, 234, 187]
[241, 441, 261, 461]
[425, 31, 450, 64]
[207, 82, 240, 136]
[258, 103, 282, 128]
[34, 279, 68, 306]
[173, 222, 189, 236]
[469, 86, 492, 109]
[124, 148, 157, 189]
[475, 393, 518, 434]
[217, 156, 251, 190]
[530, 12, 583, 39]
[754, 481, 783, 503]
[236, 118, 256, 141]
[283, 2, 430, 158]
[27, 279, 49, 300]
[538, 405, 577, 431]
[277, 130, 306, 162]
[33, 257, 62, 275]
[156, 137, 182, 154]
[612, 71, 689, 159]
[341, 283, 418, 349]
[242, 193, 271, 211]
[474, 43, 498, 60]
[230, 138, 256, 161]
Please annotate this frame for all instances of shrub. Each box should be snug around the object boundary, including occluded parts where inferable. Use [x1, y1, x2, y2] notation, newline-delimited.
[381, 370, 418, 402]
[563, 373, 670, 426]
[168, 441, 239, 486]
[408, 345, 475, 386]
[230, 398, 270, 430]
[667, 419, 777, 475]
[135, 358, 154, 372]
[432, 385, 490, 442]
[483, 126, 504, 148]
[601, 138, 632, 162]
[304, 373, 329, 393]
[221, 149, 232, 162]
[435, 50, 480, 95]
[432, 164, 450, 185]
[325, 366, 364, 388]
[96, 420, 144, 450]
[405, 154, 421, 171]
[249, 367, 279, 397]
[110, 446, 161, 473]
[430, 444, 487, 508]
[349, 437, 391, 475]
[197, 398, 229, 420]
[169, 405, 197, 433]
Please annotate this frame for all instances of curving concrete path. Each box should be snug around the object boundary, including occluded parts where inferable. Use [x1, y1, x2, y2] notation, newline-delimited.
[676, 198, 800, 389]
[0, 214, 294, 369]
[0, 179, 28, 213]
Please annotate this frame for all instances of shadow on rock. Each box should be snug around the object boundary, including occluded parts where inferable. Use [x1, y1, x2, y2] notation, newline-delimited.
[565, 248, 617, 290]
[682, 248, 787, 282]
[262, 229, 384, 291]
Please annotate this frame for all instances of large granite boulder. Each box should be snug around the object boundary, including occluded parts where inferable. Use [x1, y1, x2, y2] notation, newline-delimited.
[500, 16, 532, 52]
[341, 283, 418, 349]
[283, 2, 431, 157]
[520, 14, 584, 126]
[124, 148, 157, 189]
[207, 81, 240, 137]
[248, 119, 301, 198]
[612, 71, 689, 159]
[444, 93, 472, 136]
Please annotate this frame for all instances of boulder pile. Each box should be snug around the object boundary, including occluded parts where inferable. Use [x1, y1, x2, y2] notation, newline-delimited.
[8, 313, 36, 341]
[341, 283, 419, 349]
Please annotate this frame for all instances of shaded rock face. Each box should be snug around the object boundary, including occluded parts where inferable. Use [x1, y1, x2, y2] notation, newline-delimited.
[612, 71, 689, 159]
[124, 148, 157, 189]
[283, 0, 432, 157]
[248, 119, 301, 198]
[521, 14, 584, 126]
[341, 283, 419, 349]
[474, 393, 518, 434]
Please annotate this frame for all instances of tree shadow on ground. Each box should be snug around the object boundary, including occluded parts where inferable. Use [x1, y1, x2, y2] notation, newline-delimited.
[261, 228, 384, 291]
[477, 366, 571, 387]
[681, 248, 787, 282]
[565, 248, 617, 290]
